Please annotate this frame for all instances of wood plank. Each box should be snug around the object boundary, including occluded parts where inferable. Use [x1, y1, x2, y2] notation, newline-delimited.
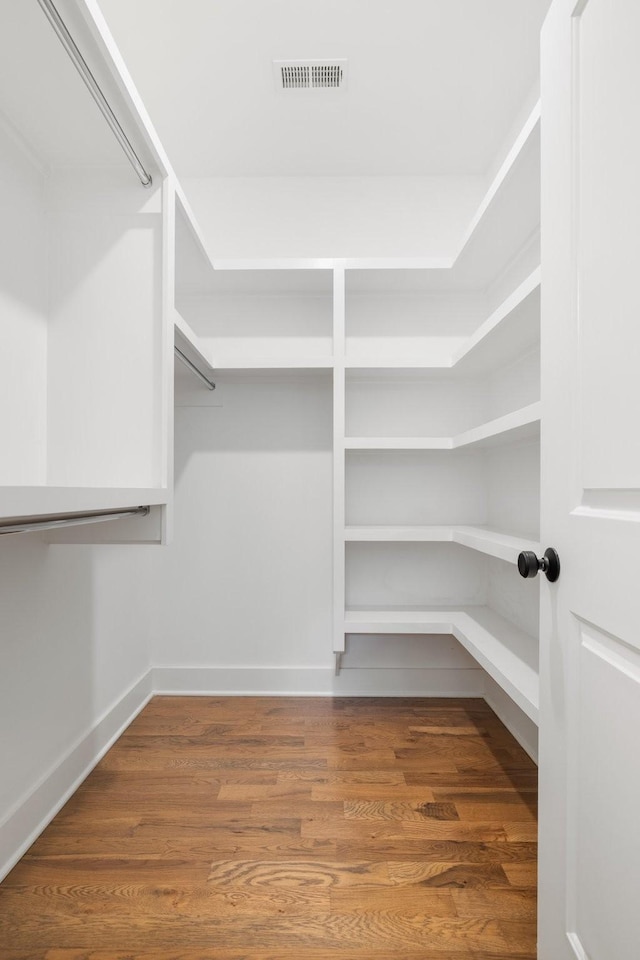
[386, 860, 512, 888]
[344, 800, 456, 821]
[501, 862, 538, 888]
[206, 858, 393, 888]
[453, 888, 537, 920]
[3, 951, 537, 960]
[0, 913, 535, 953]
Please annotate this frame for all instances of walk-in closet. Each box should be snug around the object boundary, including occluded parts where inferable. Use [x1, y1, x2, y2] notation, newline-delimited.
[1, 2, 638, 958]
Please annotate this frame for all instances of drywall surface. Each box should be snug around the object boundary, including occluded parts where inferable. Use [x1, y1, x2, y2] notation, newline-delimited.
[0, 120, 47, 485]
[182, 176, 483, 260]
[0, 536, 153, 842]
[150, 377, 334, 667]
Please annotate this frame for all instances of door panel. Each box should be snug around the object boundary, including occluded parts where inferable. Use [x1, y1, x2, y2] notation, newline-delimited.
[540, 0, 640, 957]
[570, 619, 640, 959]
[577, 0, 640, 489]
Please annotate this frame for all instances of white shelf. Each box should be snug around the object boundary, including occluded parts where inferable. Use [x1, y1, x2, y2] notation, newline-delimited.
[0, 486, 168, 523]
[455, 103, 541, 264]
[345, 436, 451, 450]
[208, 103, 539, 286]
[452, 526, 539, 563]
[454, 402, 541, 449]
[450, 103, 541, 289]
[168, 107, 540, 299]
[346, 525, 453, 542]
[214, 357, 334, 371]
[344, 267, 541, 375]
[453, 268, 541, 373]
[174, 310, 216, 373]
[344, 524, 540, 564]
[344, 402, 541, 451]
[344, 605, 539, 723]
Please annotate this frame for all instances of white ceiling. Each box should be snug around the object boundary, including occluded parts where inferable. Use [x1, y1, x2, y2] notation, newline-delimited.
[99, 0, 550, 178]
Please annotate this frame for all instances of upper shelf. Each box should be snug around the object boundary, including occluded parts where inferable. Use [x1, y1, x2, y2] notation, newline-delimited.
[171, 103, 541, 294]
[345, 402, 541, 451]
[174, 310, 216, 373]
[449, 103, 541, 289]
[453, 268, 540, 374]
[345, 267, 540, 374]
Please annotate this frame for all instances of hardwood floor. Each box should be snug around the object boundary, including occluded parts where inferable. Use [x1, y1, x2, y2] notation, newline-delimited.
[0, 696, 538, 959]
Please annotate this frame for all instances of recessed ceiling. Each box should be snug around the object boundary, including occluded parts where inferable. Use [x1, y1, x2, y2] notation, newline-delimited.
[99, 0, 551, 178]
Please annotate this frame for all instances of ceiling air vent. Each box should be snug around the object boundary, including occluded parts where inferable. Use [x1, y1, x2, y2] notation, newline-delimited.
[273, 60, 348, 93]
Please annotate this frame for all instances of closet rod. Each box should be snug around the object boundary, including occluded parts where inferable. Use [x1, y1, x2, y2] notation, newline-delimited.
[0, 505, 150, 536]
[175, 347, 216, 390]
[36, 0, 153, 188]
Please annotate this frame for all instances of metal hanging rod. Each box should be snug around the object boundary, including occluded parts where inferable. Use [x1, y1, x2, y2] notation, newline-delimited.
[36, 0, 153, 188]
[175, 347, 216, 390]
[0, 505, 150, 536]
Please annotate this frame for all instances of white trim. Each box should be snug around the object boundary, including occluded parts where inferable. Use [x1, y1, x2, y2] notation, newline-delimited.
[484, 676, 538, 763]
[153, 665, 484, 698]
[0, 671, 152, 882]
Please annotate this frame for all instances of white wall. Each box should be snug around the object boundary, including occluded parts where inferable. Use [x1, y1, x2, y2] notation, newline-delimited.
[46, 170, 164, 488]
[0, 119, 48, 485]
[182, 176, 484, 260]
[150, 376, 333, 668]
[0, 536, 154, 875]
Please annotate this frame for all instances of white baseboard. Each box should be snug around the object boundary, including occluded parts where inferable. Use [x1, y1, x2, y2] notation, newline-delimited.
[0, 670, 153, 883]
[484, 675, 538, 763]
[153, 665, 484, 697]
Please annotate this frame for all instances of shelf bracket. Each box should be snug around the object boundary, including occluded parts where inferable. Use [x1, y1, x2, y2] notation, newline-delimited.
[334, 651, 343, 676]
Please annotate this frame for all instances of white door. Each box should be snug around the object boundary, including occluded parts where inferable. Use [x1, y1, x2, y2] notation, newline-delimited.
[539, 0, 640, 957]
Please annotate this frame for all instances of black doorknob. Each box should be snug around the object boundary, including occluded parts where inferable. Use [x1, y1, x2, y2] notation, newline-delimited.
[517, 547, 560, 583]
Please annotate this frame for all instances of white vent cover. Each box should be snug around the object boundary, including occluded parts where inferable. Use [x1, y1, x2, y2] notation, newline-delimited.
[273, 60, 348, 93]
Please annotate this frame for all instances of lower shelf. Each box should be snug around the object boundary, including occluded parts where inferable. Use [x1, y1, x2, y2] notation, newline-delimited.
[343, 605, 539, 724]
[344, 524, 540, 564]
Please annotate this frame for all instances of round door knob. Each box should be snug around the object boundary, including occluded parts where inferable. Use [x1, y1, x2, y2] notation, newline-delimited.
[517, 547, 560, 583]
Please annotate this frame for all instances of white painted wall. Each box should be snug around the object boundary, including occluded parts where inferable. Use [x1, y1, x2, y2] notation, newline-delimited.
[46, 170, 164, 488]
[0, 120, 47, 485]
[182, 176, 484, 260]
[150, 377, 333, 668]
[0, 535, 154, 874]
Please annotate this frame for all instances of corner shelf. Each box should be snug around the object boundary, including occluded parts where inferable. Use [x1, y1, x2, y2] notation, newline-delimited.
[453, 268, 541, 374]
[455, 103, 541, 262]
[450, 102, 541, 289]
[344, 605, 539, 724]
[344, 524, 540, 565]
[344, 402, 541, 450]
[454, 402, 541, 449]
[345, 267, 541, 374]
[174, 309, 216, 375]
